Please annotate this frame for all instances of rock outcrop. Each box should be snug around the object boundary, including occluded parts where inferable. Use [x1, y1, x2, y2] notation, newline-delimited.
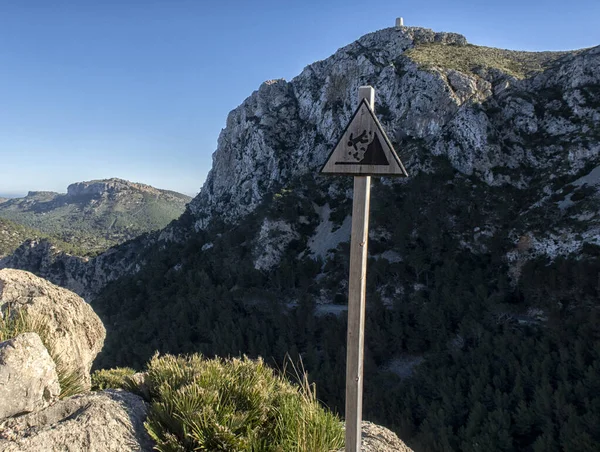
[0, 270, 154, 451]
[338, 422, 414, 452]
[0, 271, 154, 451]
[0, 237, 151, 300]
[359, 422, 414, 452]
[0, 389, 154, 452]
[0, 333, 60, 420]
[0, 269, 106, 389]
[65, 177, 188, 202]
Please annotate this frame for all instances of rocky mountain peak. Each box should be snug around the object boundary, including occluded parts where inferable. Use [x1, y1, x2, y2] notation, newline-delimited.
[189, 25, 598, 231]
[66, 178, 165, 198]
[25, 191, 58, 199]
[3, 25, 599, 296]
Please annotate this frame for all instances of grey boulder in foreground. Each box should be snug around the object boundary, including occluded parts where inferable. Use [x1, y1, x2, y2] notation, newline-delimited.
[0, 389, 154, 452]
[339, 421, 414, 452]
[0, 332, 61, 421]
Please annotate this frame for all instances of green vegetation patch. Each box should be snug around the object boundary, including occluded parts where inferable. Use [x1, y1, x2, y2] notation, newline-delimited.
[0, 183, 191, 256]
[0, 218, 40, 257]
[129, 353, 343, 452]
[0, 309, 85, 398]
[0, 218, 28, 256]
[406, 43, 571, 79]
[91, 367, 137, 391]
[0, 217, 94, 258]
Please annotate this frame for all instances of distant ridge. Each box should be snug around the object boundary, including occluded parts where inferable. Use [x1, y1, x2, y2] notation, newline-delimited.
[0, 178, 191, 255]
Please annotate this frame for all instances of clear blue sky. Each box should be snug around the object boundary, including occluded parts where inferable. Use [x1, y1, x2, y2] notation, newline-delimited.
[0, 0, 598, 197]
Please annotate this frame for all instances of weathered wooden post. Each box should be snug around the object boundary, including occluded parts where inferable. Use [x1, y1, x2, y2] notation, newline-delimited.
[321, 86, 407, 452]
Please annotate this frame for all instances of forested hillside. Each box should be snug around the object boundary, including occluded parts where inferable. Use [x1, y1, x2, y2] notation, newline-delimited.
[0, 218, 82, 258]
[0, 218, 40, 257]
[94, 167, 600, 451]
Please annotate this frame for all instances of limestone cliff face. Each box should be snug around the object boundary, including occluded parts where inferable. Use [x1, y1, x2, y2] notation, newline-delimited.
[0, 237, 151, 300]
[190, 27, 599, 230]
[189, 28, 469, 227]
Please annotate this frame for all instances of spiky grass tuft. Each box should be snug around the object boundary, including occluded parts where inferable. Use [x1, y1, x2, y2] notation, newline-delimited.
[91, 367, 137, 391]
[140, 353, 344, 452]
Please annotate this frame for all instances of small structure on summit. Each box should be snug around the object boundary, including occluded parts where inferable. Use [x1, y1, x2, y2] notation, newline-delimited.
[395, 17, 404, 27]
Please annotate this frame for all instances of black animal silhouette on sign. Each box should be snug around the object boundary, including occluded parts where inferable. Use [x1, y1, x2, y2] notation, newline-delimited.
[336, 129, 389, 166]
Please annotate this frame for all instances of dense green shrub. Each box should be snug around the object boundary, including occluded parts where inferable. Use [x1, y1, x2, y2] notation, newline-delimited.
[141, 353, 344, 452]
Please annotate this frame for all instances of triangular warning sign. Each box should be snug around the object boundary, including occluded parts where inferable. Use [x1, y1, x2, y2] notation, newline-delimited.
[320, 99, 408, 176]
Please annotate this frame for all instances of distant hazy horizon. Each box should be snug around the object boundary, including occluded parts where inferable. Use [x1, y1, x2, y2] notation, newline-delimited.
[0, 193, 26, 199]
